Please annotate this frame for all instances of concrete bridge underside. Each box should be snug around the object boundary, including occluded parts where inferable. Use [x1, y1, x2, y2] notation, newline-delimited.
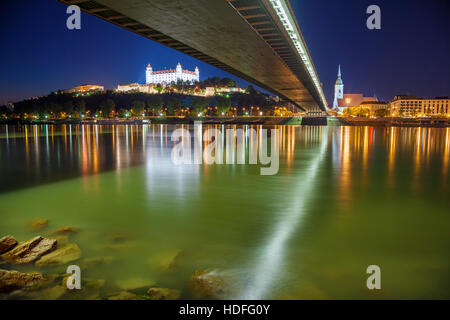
[59, 0, 327, 111]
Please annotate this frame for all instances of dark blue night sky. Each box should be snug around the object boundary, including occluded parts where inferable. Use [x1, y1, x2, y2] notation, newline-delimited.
[0, 0, 449, 106]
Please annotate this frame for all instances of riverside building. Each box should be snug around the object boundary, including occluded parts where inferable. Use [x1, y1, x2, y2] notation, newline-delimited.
[390, 96, 450, 116]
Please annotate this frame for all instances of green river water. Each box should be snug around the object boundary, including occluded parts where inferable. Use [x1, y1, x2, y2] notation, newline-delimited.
[0, 124, 449, 299]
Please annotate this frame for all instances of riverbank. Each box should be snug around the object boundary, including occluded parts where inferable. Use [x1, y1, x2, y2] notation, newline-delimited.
[336, 116, 450, 127]
[1, 116, 449, 127]
[0, 116, 302, 126]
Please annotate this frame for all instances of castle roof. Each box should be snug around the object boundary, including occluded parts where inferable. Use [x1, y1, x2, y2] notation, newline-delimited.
[147, 63, 198, 75]
[152, 69, 176, 74]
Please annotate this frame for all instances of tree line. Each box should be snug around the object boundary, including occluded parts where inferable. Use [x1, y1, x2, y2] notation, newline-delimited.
[1, 90, 282, 120]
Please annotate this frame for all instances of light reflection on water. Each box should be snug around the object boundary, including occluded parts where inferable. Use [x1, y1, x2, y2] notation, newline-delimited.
[0, 124, 449, 299]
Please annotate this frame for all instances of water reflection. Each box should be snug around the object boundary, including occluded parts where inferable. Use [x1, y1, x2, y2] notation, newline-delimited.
[241, 126, 329, 299]
[1, 124, 449, 193]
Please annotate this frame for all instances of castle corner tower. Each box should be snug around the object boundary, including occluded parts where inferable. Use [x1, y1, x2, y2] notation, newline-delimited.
[145, 64, 153, 84]
[195, 66, 199, 81]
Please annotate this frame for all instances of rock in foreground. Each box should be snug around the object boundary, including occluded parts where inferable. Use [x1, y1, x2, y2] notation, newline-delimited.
[108, 291, 137, 300]
[0, 235, 17, 254]
[36, 244, 81, 267]
[0, 269, 43, 293]
[147, 287, 181, 300]
[50, 226, 78, 236]
[81, 256, 116, 269]
[28, 219, 48, 231]
[149, 250, 182, 271]
[0, 236, 57, 264]
[188, 269, 229, 299]
[116, 277, 156, 292]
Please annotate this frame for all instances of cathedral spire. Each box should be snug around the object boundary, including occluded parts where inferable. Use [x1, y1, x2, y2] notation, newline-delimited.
[333, 64, 344, 109]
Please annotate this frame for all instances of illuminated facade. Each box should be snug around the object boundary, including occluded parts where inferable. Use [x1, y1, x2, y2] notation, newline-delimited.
[146, 63, 199, 84]
[390, 96, 450, 116]
[359, 101, 389, 115]
[339, 94, 378, 108]
[116, 83, 157, 94]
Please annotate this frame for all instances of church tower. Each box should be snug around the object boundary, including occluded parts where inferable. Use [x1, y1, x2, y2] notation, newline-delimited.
[146, 64, 153, 84]
[333, 65, 344, 109]
[176, 62, 182, 75]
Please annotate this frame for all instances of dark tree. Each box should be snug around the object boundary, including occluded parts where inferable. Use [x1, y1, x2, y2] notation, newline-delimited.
[132, 100, 146, 116]
[74, 100, 86, 114]
[63, 101, 74, 114]
[167, 97, 181, 115]
[192, 97, 208, 116]
[216, 96, 231, 115]
[100, 99, 116, 118]
[147, 95, 164, 115]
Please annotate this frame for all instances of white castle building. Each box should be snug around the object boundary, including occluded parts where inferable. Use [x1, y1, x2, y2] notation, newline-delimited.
[145, 62, 199, 84]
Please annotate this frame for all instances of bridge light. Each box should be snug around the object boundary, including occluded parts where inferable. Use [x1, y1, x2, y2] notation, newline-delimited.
[269, 0, 327, 108]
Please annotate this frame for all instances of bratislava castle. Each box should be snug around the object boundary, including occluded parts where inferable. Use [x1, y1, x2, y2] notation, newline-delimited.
[145, 62, 199, 84]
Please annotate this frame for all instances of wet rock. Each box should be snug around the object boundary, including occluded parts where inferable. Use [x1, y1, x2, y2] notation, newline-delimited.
[26, 285, 67, 300]
[108, 233, 129, 244]
[150, 250, 182, 271]
[188, 269, 229, 299]
[0, 235, 17, 254]
[29, 219, 48, 231]
[36, 244, 81, 267]
[84, 278, 106, 290]
[104, 241, 135, 250]
[147, 287, 181, 300]
[50, 235, 70, 247]
[81, 256, 116, 269]
[108, 291, 138, 300]
[116, 277, 156, 292]
[0, 269, 43, 293]
[42, 285, 67, 300]
[0, 236, 57, 264]
[50, 226, 78, 236]
[61, 277, 105, 300]
[3, 273, 63, 298]
[276, 280, 329, 300]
